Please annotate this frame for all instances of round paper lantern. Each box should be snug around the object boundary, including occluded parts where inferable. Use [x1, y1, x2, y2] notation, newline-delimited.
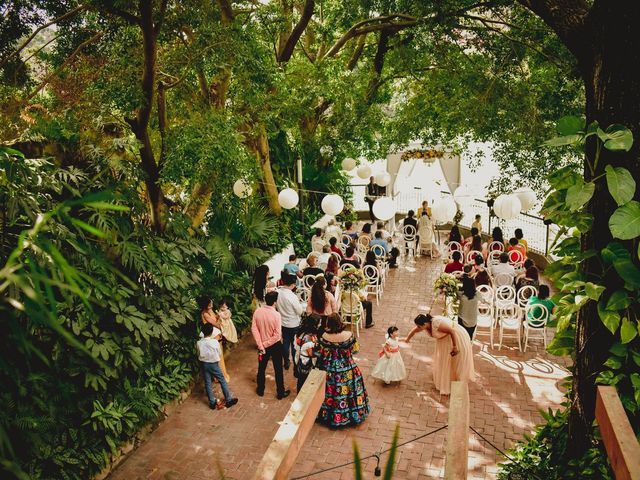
[514, 187, 537, 211]
[278, 188, 299, 209]
[453, 184, 474, 205]
[321, 194, 344, 216]
[431, 197, 457, 223]
[375, 172, 391, 187]
[372, 197, 396, 221]
[341, 157, 357, 172]
[232, 179, 252, 198]
[494, 194, 521, 220]
[357, 164, 372, 179]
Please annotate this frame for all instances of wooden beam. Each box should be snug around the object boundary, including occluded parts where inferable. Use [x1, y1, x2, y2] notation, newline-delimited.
[595, 386, 640, 480]
[444, 381, 469, 480]
[252, 368, 326, 480]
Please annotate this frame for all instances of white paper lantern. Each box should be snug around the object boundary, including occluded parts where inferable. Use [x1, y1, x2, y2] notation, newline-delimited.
[321, 194, 344, 216]
[453, 184, 474, 205]
[372, 197, 396, 221]
[494, 194, 521, 220]
[514, 187, 537, 211]
[278, 188, 299, 209]
[341, 158, 357, 172]
[357, 164, 372, 179]
[375, 172, 391, 187]
[232, 179, 252, 198]
[431, 198, 457, 223]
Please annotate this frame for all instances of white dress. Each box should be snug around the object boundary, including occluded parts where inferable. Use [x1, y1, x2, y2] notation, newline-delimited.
[371, 338, 407, 383]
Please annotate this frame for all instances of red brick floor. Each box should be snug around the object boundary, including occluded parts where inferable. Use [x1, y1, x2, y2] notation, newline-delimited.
[108, 256, 569, 480]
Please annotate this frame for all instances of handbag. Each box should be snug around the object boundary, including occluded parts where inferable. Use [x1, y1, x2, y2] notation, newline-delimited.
[295, 356, 313, 378]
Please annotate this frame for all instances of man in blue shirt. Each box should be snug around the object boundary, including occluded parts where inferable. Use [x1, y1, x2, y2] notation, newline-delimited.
[283, 254, 303, 278]
[370, 231, 399, 267]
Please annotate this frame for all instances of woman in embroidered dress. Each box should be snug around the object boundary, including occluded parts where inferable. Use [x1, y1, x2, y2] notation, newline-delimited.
[404, 312, 475, 395]
[315, 314, 370, 427]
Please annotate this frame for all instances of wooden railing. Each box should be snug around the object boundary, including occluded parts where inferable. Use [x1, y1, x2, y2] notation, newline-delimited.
[252, 369, 326, 480]
[595, 386, 640, 480]
[444, 381, 469, 479]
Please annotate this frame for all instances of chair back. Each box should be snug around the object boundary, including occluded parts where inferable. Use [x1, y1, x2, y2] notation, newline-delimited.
[302, 275, 317, 288]
[357, 235, 370, 248]
[497, 304, 521, 328]
[495, 285, 516, 305]
[466, 250, 483, 264]
[354, 252, 365, 265]
[476, 302, 494, 326]
[341, 234, 353, 246]
[517, 285, 538, 307]
[403, 224, 417, 241]
[494, 272, 514, 287]
[525, 303, 549, 328]
[330, 251, 342, 263]
[488, 250, 502, 266]
[448, 241, 463, 252]
[508, 249, 524, 265]
[451, 270, 464, 279]
[476, 284, 494, 304]
[340, 291, 362, 315]
[338, 242, 347, 253]
[296, 287, 310, 303]
[371, 244, 386, 258]
[489, 241, 504, 252]
[339, 263, 356, 273]
[363, 264, 380, 285]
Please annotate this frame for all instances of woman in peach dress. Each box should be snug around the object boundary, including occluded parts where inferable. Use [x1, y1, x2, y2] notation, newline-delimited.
[405, 313, 475, 395]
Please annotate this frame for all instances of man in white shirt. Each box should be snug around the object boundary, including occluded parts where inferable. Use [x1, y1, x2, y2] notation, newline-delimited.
[277, 272, 304, 370]
[317, 245, 332, 266]
[376, 221, 391, 241]
[324, 218, 342, 244]
[491, 252, 516, 285]
[197, 323, 238, 410]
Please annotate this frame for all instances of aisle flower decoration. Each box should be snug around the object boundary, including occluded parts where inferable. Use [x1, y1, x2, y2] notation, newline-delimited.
[338, 268, 368, 291]
[434, 272, 459, 298]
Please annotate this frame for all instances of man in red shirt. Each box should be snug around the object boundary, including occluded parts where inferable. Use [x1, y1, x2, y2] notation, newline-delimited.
[444, 250, 464, 273]
[251, 291, 290, 399]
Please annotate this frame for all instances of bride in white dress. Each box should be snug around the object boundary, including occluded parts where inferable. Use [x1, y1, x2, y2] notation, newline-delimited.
[371, 327, 407, 384]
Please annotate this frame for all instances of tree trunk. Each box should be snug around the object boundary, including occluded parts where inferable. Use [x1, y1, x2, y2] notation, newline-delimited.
[569, 1, 640, 457]
[184, 182, 214, 230]
[249, 124, 281, 215]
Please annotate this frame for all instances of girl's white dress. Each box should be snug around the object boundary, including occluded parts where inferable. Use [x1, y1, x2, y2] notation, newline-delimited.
[218, 309, 238, 343]
[371, 337, 406, 383]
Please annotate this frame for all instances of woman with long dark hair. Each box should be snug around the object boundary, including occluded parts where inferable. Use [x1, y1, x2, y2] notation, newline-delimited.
[491, 227, 504, 246]
[449, 224, 462, 244]
[306, 276, 337, 316]
[253, 265, 270, 305]
[458, 274, 479, 339]
[326, 254, 339, 275]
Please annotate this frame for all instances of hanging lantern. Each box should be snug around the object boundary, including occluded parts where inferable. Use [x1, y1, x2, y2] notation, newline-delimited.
[357, 164, 372, 179]
[453, 184, 474, 205]
[514, 187, 537, 211]
[232, 179, 252, 198]
[341, 158, 357, 171]
[278, 188, 299, 209]
[375, 172, 391, 187]
[372, 197, 396, 221]
[431, 197, 457, 223]
[494, 194, 521, 220]
[321, 194, 344, 216]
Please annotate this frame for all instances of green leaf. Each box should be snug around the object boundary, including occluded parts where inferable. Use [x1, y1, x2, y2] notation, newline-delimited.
[604, 356, 622, 370]
[566, 181, 595, 211]
[605, 165, 636, 206]
[556, 116, 584, 136]
[603, 124, 634, 152]
[544, 134, 583, 147]
[620, 318, 638, 344]
[609, 201, 640, 240]
[598, 301, 621, 334]
[70, 219, 106, 239]
[84, 201, 130, 212]
[585, 283, 605, 301]
[606, 290, 630, 310]
[609, 342, 627, 357]
[632, 350, 640, 368]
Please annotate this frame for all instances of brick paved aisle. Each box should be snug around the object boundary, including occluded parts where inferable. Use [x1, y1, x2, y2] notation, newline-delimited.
[109, 256, 569, 480]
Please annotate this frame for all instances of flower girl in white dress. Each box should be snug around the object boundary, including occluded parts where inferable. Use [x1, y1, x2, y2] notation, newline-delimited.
[371, 327, 407, 384]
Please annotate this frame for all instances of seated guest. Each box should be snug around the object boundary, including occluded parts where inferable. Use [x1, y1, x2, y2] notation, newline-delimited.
[284, 254, 303, 278]
[326, 254, 339, 275]
[324, 272, 338, 295]
[343, 221, 359, 240]
[472, 255, 491, 286]
[444, 250, 464, 273]
[526, 285, 556, 321]
[507, 237, 527, 260]
[376, 221, 391, 240]
[364, 251, 382, 285]
[515, 228, 528, 252]
[360, 222, 373, 240]
[491, 252, 516, 279]
[370, 231, 399, 267]
[317, 245, 332, 266]
[340, 246, 361, 269]
[303, 253, 324, 276]
[484, 226, 505, 251]
[402, 210, 418, 231]
[328, 237, 344, 257]
[311, 228, 325, 252]
[324, 218, 342, 244]
[306, 276, 337, 316]
[516, 265, 540, 291]
[449, 224, 462, 244]
[466, 234, 485, 260]
[465, 227, 479, 247]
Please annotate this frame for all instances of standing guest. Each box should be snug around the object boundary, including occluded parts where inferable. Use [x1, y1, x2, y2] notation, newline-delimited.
[448, 224, 462, 244]
[508, 237, 527, 261]
[294, 315, 318, 392]
[326, 254, 340, 276]
[417, 200, 432, 218]
[472, 255, 492, 287]
[371, 326, 406, 385]
[311, 228, 326, 252]
[197, 323, 238, 410]
[458, 274, 479, 339]
[404, 312, 475, 395]
[370, 231, 399, 267]
[316, 314, 370, 427]
[252, 291, 290, 399]
[324, 218, 342, 244]
[277, 273, 304, 371]
[318, 245, 332, 266]
[329, 237, 344, 258]
[198, 298, 229, 382]
[472, 214, 482, 233]
[343, 221, 359, 240]
[284, 254, 304, 278]
[303, 253, 325, 276]
[515, 228, 528, 252]
[376, 221, 391, 240]
[365, 176, 378, 220]
[444, 250, 464, 273]
[252, 265, 274, 308]
[306, 276, 337, 316]
[340, 246, 361, 269]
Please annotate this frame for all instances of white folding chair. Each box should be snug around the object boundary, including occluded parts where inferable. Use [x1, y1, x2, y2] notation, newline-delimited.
[476, 284, 494, 304]
[488, 241, 504, 252]
[508, 249, 524, 266]
[302, 275, 316, 288]
[338, 242, 347, 254]
[357, 235, 370, 249]
[296, 287, 310, 303]
[497, 304, 522, 351]
[495, 284, 516, 307]
[466, 250, 483, 264]
[488, 250, 502, 267]
[363, 264, 382, 305]
[523, 303, 549, 351]
[516, 285, 538, 309]
[493, 272, 514, 288]
[475, 302, 495, 347]
[371, 244, 389, 282]
[339, 263, 356, 273]
[451, 270, 464, 279]
[402, 225, 417, 262]
[340, 291, 364, 337]
[341, 234, 353, 246]
[447, 241, 463, 259]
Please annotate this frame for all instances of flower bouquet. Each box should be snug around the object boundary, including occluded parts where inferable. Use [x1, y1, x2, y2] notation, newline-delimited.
[338, 267, 368, 291]
[434, 272, 460, 318]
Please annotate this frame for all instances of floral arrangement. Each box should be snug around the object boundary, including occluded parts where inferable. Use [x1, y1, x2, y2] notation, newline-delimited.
[400, 149, 445, 161]
[338, 267, 368, 290]
[434, 272, 460, 298]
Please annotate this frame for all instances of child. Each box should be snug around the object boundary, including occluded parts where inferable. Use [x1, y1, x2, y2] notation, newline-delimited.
[196, 323, 238, 410]
[294, 315, 319, 392]
[371, 326, 407, 384]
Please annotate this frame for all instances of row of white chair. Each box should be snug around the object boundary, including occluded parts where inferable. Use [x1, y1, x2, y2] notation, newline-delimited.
[475, 302, 549, 351]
